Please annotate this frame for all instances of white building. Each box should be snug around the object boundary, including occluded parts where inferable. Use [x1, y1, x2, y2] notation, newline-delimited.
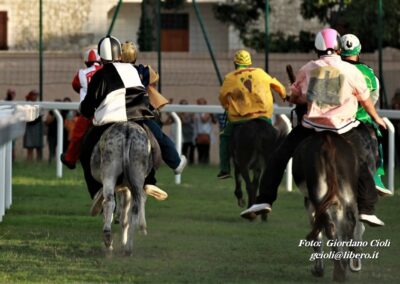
[0, 0, 320, 52]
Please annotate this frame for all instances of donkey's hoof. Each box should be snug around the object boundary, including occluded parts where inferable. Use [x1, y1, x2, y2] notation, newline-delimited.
[350, 258, 362, 272]
[238, 198, 245, 208]
[103, 230, 113, 248]
[261, 212, 268, 222]
[140, 226, 148, 236]
[333, 273, 346, 282]
[124, 250, 133, 257]
[311, 267, 324, 277]
[245, 212, 257, 221]
[105, 246, 113, 253]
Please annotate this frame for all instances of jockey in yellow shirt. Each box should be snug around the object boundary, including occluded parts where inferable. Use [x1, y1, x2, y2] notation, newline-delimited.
[217, 50, 287, 179]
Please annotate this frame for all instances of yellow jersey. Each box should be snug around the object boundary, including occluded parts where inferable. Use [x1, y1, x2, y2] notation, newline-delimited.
[219, 67, 286, 122]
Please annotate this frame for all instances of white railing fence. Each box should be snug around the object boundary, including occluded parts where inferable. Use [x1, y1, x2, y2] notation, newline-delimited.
[0, 104, 39, 222]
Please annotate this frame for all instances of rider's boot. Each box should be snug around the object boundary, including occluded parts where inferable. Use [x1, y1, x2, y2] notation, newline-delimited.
[144, 184, 168, 200]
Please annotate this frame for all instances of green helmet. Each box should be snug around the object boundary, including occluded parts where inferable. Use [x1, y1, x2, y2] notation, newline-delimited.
[341, 34, 362, 56]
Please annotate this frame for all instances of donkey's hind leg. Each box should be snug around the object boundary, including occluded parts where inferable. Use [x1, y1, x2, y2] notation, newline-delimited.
[102, 177, 117, 251]
[241, 169, 258, 221]
[305, 198, 325, 278]
[117, 187, 132, 249]
[252, 169, 267, 221]
[234, 165, 245, 208]
[124, 171, 146, 255]
[242, 170, 255, 208]
[325, 207, 348, 283]
[136, 194, 147, 236]
[350, 208, 365, 272]
[114, 186, 128, 224]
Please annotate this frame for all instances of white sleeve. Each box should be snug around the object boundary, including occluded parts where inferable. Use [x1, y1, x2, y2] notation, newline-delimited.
[78, 69, 88, 102]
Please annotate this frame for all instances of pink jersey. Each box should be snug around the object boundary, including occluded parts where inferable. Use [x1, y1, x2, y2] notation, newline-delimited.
[71, 63, 102, 102]
[291, 54, 369, 134]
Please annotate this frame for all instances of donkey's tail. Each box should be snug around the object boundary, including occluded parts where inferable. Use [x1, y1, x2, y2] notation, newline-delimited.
[308, 132, 339, 240]
[122, 122, 144, 214]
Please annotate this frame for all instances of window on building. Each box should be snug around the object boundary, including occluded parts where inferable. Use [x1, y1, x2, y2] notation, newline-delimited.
[161, 13, 189, 52]
[0, 11, 8, 50]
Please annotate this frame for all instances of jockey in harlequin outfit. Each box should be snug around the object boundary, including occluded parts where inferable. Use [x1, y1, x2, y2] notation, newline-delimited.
[120, 40, 186, 177]
[340, 34, 391, 196]
[60, 48, 102, 169]
[217, 50, 287, 179]
[80, 36, 186, 215]
[241, 28, 387, 227]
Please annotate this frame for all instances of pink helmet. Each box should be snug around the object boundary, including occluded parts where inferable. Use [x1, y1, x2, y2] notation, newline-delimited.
[314, 28, 341, 55]
[84, 48, 100, 63]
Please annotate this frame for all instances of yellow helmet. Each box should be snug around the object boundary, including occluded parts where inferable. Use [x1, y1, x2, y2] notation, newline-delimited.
[121, 41, 138, 63]
[234, 49, 252, 66]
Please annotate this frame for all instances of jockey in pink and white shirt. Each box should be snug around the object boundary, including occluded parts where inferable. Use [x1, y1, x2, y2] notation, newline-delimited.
[291, 53, 370, 134]
[240, 28, 386, 228]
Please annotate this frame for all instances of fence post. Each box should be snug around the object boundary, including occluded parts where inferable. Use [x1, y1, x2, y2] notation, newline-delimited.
[279, 114, 293, 192]
[53, 109, 64, 178]
[0, 145, 5, 222]
[5, 142, 12, 209]
[169, 112, 182, 185]
[383, 117, 395, 193]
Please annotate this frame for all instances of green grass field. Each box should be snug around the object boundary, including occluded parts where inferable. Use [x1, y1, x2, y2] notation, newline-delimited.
[0, 162, 399, 283]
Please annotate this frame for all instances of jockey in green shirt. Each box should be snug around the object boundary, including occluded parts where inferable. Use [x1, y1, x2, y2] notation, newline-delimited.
[341, 34, 391, 196]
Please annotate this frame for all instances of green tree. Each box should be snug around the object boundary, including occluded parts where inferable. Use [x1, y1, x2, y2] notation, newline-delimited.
[213, 0, 266, 50]
[301, 0, 400, 51]
[163, 0, 185, 10]
[137, 0, 157, 51]
[213, 0, 399, 52]
[213, 0, 314, 52]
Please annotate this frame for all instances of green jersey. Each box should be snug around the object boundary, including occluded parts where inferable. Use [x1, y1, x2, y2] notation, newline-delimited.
[344, 59, 379, 123]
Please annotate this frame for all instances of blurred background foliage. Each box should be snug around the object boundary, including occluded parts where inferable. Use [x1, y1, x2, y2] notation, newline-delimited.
[211, 0, 400, 52]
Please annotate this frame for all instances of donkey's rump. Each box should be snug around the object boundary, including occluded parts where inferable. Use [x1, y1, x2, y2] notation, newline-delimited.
[293, 131, 358, 201]
[91, 122, 153, 185]
[231, 119, 280, 167]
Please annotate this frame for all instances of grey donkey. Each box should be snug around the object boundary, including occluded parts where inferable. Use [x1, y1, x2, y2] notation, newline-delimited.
[91, 121, 161, 255]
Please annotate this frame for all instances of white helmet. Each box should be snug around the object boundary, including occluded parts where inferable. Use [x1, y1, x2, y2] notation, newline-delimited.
[314, 28, 341, 55]
[340, 34, 362, 56]
[98, 36, 121, 62]
[84, 48, 100, 63]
